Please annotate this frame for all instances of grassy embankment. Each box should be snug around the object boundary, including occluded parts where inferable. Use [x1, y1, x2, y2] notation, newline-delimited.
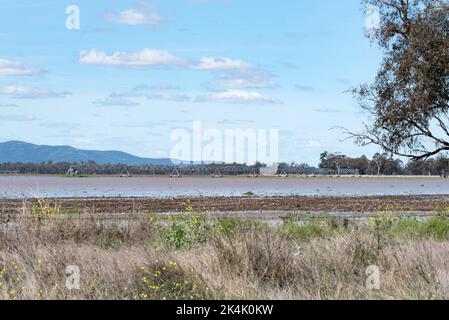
[1, 199, 449, 300]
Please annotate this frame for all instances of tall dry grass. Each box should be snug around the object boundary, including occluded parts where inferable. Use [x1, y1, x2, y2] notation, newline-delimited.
[0, 201, 448, 300]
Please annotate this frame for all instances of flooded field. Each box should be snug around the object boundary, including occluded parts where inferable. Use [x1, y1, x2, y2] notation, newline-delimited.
[0, 175, 448, 198]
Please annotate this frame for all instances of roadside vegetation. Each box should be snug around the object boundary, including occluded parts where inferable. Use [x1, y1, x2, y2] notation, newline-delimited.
[0, 200, 449, 300]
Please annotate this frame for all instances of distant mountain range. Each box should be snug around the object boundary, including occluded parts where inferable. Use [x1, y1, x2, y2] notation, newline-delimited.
[0, 141, 176, 166]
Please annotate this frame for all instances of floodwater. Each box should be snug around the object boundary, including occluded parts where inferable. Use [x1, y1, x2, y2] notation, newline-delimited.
[0, 175, 448, 198]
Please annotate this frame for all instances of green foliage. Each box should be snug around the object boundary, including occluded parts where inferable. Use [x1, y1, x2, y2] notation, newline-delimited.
[31, 199, 59, 217]
[421, 217, 449, 240]
[278, 218, 341, 241]
[391, 218, 422, 238]
[368, 212, 399, 232]
[163, 213, 210, 250]
[214, 217, 239, 237]
[392, 216, 449, 240]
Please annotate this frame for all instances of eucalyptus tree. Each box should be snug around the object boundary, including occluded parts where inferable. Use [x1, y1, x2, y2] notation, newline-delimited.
[350, 0, 449, 160]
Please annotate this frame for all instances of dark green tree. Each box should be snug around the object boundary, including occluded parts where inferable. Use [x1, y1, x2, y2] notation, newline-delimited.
[350, 0, 449, 160]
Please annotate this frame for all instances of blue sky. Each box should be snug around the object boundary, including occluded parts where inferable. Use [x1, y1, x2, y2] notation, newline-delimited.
[0, 0, 383, 165]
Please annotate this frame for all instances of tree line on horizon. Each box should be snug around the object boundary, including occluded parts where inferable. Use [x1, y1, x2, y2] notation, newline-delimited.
[313, 151, 449, 176]
[0, 152, 448, 176]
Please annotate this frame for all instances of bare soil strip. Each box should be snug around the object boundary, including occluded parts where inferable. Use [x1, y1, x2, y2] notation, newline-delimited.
[1, 194, 449, 216]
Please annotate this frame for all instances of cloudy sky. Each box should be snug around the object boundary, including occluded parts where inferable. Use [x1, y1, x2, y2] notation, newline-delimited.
[0, 0, 383, 165]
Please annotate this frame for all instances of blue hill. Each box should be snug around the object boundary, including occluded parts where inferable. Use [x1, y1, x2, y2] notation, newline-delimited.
[0, 141, 175, 165]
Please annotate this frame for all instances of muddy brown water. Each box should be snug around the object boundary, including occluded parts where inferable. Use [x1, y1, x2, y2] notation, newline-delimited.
[0, 175, 449, 198]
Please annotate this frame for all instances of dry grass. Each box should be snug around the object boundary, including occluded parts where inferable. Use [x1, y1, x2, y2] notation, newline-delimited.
[180, 227, 449, 300]
[1, 203, 449, 300]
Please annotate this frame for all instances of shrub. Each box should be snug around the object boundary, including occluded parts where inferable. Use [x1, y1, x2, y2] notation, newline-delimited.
[31, 199, 60, 217]
[391, 216, 449, 240]
[278, 218, 341, 241]
[420, 217, 449, 240]
[213, 218, 239, 237]
[391, 218, 422, 238]
[122, 259, 213, 300]
[368, 212, 399, 249]
[163, 214, 210, 250]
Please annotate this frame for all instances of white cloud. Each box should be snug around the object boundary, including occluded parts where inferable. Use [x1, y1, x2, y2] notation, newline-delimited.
[78, 50, 260, 77]
[195, 90, 281, 104]
[105, 3, 161, 26]
[193, 57, 253, 71]
[209, 70, 276, 90]
[0, 86, 69, 99]
[93, 97, 140, 107]
[106, 87, 190, 102]
[210, 78, 275, 90]
[0, 58, 40, 76]
[146, 92, 191, 102]
[196, 59, 277, 90]
[79, 49, 184, 68]
[110, 84, 181, 98]
[0, 86, 35, 94]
